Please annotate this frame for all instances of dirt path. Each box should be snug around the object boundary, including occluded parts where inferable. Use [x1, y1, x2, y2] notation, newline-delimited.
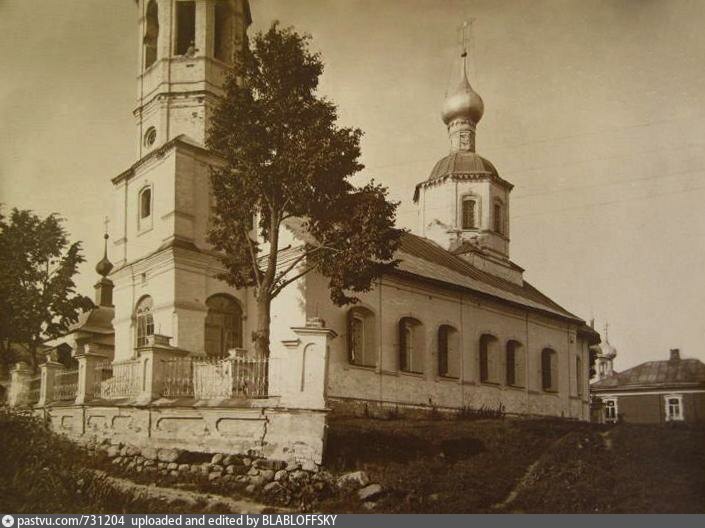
[600, 430, 613, 450]
[91, 470, 287, 514]
[490, 432, 573, 512]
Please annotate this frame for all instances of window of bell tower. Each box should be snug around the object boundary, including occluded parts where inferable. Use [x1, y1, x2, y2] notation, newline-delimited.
[175, 1, 196, 56]
[214, 1, 234, 63]
[144, 0, 159, 69]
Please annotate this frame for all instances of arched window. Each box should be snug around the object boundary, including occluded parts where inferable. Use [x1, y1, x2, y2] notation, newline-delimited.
[461, 197, 476, 230]
[135, 296, 154, 347]
[493, 201, 503, 234]
[214, 0, 234, 63]
[139, 187, 152, 220]
[506, 340, 524, 386]
[144, 0, 159, 69]
[541, 348, 558, 392]
[204, 294, 243, 357]
[438, 325, 459, 378]
[347, 307, 376, 368]
[399, 317, 423, 374]
[479, 334, 500, 383]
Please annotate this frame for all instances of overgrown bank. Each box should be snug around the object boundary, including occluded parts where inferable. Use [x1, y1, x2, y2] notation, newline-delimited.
[321, 416, 705, 513]
[0, 409, 217, 513]
[2, 409, 703, 513]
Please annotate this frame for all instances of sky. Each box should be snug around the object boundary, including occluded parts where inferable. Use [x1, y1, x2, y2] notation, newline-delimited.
[1, 0, 704, 370]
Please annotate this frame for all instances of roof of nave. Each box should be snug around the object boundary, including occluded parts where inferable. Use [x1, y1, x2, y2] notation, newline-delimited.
[592, 357, 705, 390]
[393, 232, 589, 326]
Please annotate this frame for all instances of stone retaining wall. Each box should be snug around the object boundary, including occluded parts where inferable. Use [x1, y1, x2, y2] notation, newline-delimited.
[41, 404, 327, 464]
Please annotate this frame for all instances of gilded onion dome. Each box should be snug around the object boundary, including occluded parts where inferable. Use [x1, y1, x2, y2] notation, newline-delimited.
[441, 55, 484, 126]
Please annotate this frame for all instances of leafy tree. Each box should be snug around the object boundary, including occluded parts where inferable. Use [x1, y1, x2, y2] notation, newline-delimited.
[0, 208, 93, 372]
[207, 23, 402, 357]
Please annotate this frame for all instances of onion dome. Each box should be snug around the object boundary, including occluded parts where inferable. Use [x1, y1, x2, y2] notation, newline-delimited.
[593, 323, 617, 359]
[441, 57, 484, 126]
[95, 233, 114, 278]
[594, 340, 617, 359]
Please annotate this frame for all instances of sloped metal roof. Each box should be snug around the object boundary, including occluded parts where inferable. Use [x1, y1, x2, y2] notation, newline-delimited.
[393, 233, 582, 323]
[413, 151, 513, 202]
[67, 305, 115, 335]
[592, 358, 705, 390]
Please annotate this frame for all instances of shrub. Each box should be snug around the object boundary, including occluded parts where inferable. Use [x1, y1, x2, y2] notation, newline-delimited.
[456, 403, 505, 420]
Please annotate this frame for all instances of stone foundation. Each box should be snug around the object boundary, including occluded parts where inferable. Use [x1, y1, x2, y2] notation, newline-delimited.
[40, 403, 327, 464]
[327, 395, 581, 421]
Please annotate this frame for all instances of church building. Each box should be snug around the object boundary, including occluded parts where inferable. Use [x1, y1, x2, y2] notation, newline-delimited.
[9, 0, 600, 462]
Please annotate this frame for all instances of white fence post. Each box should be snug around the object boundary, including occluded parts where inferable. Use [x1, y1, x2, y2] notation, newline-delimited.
[277, 317, 336, 410]
[76, 343, 112, 404]
[38, 361, 63, 407]
[135, 334, 189, 405]
[7, 363, 33, 407]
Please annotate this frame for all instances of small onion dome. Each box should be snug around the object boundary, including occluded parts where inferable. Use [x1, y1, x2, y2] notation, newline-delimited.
[95, 233, 114, 277]
[441, 73, 484, 126]
[593, 341, 618, 359]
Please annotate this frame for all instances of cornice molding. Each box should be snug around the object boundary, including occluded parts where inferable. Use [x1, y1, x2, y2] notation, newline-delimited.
[111, 135, 223, 186]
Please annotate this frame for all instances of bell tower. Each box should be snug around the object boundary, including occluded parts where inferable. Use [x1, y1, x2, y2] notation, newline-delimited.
[134, 0, 251, 158]
[110, 0, 253, 363]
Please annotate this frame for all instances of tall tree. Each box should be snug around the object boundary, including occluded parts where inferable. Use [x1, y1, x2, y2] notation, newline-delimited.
[207, 23, 402, 357]
[0, 208, 93, 371]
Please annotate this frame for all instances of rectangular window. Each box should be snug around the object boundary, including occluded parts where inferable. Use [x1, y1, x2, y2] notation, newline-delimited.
[666, 396, 683, 421]
[604, 399, 617, 423]
[175, 1, 196, 55]
[213, 1, 233, 63]
[137, 313, 154, 347]
[494, 203, 502, 234]
[576, 356, 583, 396]
[461, 198, 475, 229]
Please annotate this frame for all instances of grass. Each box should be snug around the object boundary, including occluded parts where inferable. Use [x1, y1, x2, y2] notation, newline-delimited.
[321, 415, 595, 513]
[0, 408, 227, 513]
[510, 423, 705, 513]
[2, 408, 703, 513]
[320, 415, 705, 513]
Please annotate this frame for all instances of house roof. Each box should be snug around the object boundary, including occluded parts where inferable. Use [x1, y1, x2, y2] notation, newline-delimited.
[392, 232, 586, 325]
[592, 357, 705, 391]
